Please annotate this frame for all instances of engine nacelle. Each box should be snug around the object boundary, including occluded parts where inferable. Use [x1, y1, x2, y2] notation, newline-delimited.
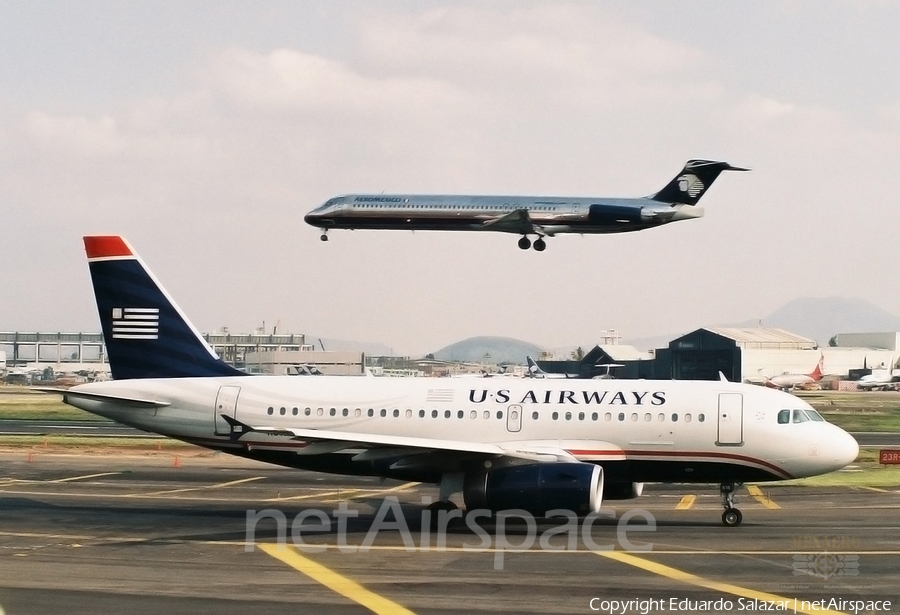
[588, 204, 648, 224]
[603, 481, 644, 500]
[463, 463, 603, 517]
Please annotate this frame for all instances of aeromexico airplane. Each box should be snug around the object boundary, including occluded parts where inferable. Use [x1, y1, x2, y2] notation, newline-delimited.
[305, 159, 747, 251]
[50, 236, 858, 527]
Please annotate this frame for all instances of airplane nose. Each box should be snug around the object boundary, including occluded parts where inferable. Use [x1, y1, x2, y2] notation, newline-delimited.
[832, 428, 859, 469]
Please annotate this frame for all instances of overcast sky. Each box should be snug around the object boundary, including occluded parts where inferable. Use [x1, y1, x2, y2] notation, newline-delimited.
[2, 1, 899, 356]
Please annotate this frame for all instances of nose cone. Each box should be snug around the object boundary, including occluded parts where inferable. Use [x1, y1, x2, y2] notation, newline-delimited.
[834, 428, 860, 469]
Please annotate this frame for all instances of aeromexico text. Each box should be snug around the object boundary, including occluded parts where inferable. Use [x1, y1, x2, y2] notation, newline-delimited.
[469, 389, 667, 406]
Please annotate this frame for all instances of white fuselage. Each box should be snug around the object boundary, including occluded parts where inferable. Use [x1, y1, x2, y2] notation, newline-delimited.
[67, 375, 858, 484]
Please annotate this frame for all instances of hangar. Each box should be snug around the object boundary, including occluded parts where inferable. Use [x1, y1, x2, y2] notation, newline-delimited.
[653, 327, 819, 382]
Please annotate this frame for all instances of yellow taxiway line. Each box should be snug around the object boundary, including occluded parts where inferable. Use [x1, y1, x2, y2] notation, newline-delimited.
[259, 544, 416, 615]
[675, 495, 696, 510]
[746, 484, 781, 509]
[594, 550, 847, 615]
[134, 476, 266, 497]
[50, 472, 121, 483]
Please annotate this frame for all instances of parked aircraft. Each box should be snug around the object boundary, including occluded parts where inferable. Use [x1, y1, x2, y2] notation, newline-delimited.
[857, 358, 899, 390]
[45, 236, 857, 527]
[305, 160, 747, 251]
[526, 356, 575, 379]
[761, 355, 824, 391]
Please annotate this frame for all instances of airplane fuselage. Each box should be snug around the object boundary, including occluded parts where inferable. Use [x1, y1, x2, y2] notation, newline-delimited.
[305, 194, 702, 235]
[66, 376, 857, 486]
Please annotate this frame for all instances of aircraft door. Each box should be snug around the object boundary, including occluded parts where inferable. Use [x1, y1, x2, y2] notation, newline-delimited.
[716, 393, 743, 446]
[214, 385, 241, 436]
[506, 404, 523, 433]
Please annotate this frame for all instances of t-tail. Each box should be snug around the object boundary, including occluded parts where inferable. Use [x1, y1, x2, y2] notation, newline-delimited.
[84, 236, 247, 380]
[650, 159, 749, 206]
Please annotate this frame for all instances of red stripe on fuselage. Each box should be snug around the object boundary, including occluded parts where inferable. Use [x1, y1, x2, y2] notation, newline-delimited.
[84, 236, 132, 259]
[568, 448, 792, 479]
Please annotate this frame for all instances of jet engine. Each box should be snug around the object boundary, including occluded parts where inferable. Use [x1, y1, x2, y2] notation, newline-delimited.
[463, 462, 603, 516]
[588, 204, 649, 224]
[603, 481, 644, 500]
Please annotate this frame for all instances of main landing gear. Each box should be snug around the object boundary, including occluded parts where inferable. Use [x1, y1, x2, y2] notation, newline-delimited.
[720, 482, 743, 527]
[518, 236, 546, 251]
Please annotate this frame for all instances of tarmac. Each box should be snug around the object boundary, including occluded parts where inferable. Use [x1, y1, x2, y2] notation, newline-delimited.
[1, 452, 898, 615]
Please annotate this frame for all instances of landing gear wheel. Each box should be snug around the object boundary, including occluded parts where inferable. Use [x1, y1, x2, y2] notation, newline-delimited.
[722, 508, 743, 527]
[427, 500, 458, 513]
[518, 236, 531, 250]
[533, 238, 546, 252]
[320, 233, 329, 242]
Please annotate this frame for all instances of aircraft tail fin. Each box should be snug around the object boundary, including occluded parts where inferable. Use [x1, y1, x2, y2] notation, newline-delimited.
[650, 159, 748, 205]
[83, 236, 247, 380]
[810, 353, 824, 381]
[526, 356, 545, 378]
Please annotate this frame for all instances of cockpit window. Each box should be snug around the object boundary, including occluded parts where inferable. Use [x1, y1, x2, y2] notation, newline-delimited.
[805, 409, 826, 422]
[792, 409, 809, 423]
[777, 409, 790, 424]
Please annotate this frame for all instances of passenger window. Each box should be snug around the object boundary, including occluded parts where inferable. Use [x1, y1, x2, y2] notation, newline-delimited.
[317, 408, 324, 417]
[329, 408, 335, 416]
[631, 413, 638, 422]
[644, 413, 651, 422]
[367, 409, 373, 417]
[605, 412, 612, 421]
[532, 411, 539, 420]
[267, 407, 274, 415]
[578, 412, 585, 421]
[419, 409, 425, 418]
[304, 408, 311, 416]
[292, 407, 298, 416]
[698, 413, 705, 422]
[280, 407, 286, 416]
[618, 412, 625, 421]
[685, 413, 692, 423]
[458, 410, 464, 419]
[565, 412, 572, 420]
[432, 410, 438, 418]
[406, 409, 413, 418]
[552, 412, 559, 420]
[484, 411, 490, 419]
[444, 410, 451, 418]
[658, 413, 665, 422]
[342, 408, 349, 417]
[671, 413, 678, 422]
[792, 409, 808, 423]
[355, 409, 361, 417]
[496, 411, 503, 419]
[591, 412, 598, 421]
[470, 410, 477, 419]
[380, 409, 387, 417]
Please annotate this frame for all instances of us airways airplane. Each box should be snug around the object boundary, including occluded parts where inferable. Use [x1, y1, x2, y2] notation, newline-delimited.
[48, 236, 857, 527]
[305, 159, 747, 251]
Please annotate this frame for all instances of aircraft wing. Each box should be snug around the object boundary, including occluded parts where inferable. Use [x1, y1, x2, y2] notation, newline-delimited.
[479, 208, 539, 235]
[221, 416, 579, 463]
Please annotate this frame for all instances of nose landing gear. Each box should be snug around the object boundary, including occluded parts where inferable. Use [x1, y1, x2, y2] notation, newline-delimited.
[320, 231, 329, 242]
[720, 482, 743, 527]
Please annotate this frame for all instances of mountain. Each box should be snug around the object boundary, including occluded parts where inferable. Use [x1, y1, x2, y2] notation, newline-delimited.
[431, 336, 543, 364]
[749, 297, 900, 345]
[626, 297, 900, 350]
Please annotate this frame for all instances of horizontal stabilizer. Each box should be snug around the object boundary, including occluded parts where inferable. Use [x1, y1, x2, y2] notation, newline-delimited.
[36, 387, 171, 408]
